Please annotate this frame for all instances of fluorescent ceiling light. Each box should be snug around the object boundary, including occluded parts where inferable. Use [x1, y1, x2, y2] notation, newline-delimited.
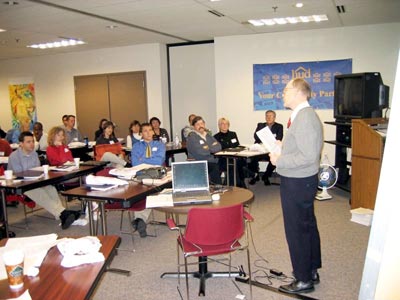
[295, 3, 304, 8]
[0, 28, 6, 32]
[248, 19, 265, 26]
[27, 39, 85, 49]
[299, 16, 310, 22]
[248, 15, 328, 26]
[248, 14, 328, 27]
[274, 18, 287, 25]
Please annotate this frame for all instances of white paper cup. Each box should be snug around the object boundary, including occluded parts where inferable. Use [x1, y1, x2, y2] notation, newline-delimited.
[42, 164, 49, 174]
[3, 250, 24, 289]
[4, 170, 13, 180]
[74, 158, 80, 167]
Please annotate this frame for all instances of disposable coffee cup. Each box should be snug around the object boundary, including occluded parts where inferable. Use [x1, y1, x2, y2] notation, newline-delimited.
[4, 170, 13, 184]
[74, 158, 80, 167]
[4, 170, 13, 180]
[42, 164, 49, 174]
[3, 250, 24, 289]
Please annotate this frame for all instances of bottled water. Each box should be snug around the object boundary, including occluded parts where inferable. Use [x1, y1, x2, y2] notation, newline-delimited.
[174, 133, 180, 147]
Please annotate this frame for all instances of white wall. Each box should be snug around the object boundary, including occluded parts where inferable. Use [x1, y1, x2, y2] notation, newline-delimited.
[214, 23, 400, 163]
[170, 43, 217, 136]
[0, 43, 169, 135]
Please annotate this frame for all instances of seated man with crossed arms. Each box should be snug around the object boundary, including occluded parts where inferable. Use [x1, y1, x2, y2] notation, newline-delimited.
[130, 122, 166, 237]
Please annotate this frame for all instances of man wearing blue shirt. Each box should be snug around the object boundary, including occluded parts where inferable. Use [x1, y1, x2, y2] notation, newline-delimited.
[130, 123, 166, 237]
[131, 123, 165, 166]
[8, 131, 80, 229]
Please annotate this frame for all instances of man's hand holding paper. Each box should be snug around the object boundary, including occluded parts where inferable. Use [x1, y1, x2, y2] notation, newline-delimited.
[256, 126, 282, 154]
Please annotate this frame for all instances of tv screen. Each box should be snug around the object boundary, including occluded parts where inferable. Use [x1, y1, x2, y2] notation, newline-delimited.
[334, 72, 386, 120]
[335, 77, 363, 117]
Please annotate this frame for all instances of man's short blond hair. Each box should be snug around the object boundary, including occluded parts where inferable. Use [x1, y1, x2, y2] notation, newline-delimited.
[290, 78, 312, 100]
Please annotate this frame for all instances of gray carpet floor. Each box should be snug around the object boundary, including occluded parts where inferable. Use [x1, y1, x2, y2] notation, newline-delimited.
[6, 183, 370, 300]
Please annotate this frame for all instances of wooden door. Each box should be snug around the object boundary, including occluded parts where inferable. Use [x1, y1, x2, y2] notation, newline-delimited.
[108, 72, 147, 138]
[74, 75, 110, 140]
[74, 71, 147, 141]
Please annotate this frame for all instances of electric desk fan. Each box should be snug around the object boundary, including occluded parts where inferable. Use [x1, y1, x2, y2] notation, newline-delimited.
[315, 163, 338, 201]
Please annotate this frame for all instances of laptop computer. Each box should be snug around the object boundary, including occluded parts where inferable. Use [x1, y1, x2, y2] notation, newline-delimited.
[172, 160, 213, 206]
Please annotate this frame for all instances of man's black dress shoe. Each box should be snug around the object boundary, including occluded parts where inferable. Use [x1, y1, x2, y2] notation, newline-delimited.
[312, 270, 320, 284]
[248, 174, 260, 185]
[279, 279, 314, 294]
[263, 178, 271, 186]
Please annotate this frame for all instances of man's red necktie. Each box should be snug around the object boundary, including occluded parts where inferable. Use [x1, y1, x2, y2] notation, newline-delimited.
[287, 117, 292, 128]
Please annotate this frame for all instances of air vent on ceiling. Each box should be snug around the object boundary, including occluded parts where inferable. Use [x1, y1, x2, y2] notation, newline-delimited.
[208, 9, 225, 17]
[336, 5, 346, 13]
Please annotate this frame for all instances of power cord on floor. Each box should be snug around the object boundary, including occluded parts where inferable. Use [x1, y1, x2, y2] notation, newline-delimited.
[247, 221, 294, 286]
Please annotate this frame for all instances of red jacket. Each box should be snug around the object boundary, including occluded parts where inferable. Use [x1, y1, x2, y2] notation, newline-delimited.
[0, 139, 12, 156]
[46, 145, 73, 166]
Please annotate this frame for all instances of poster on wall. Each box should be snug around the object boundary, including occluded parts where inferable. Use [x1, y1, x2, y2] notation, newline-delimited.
[8, 78, 37, 130]
[253, 59, 352, 111]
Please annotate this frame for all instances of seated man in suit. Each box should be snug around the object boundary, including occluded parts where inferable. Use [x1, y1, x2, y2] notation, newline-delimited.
[186, 116, 222, 185]
[248, 110, 283, 185]
[7, 131, 80, 229]
[130, 122, 166, 237]
[214, 117, 246, 188]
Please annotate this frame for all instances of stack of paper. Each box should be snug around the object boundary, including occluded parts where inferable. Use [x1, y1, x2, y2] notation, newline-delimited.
[350, 207, 374, 226]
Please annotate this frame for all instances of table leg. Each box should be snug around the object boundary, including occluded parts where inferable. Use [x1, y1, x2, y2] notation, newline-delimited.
[1, 189, 9, 238]
[87, 200, 95, 235]
[99, 202, 107, 235]
[225, 157, 230, 186]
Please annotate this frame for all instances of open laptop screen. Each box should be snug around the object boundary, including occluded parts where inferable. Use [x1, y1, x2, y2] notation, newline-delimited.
[172, 161, 209, 192]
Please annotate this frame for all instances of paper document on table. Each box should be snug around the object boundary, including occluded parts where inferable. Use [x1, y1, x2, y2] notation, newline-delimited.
[109, 163, 161, 180]
[146, 194, 173, 208]
[0, 234, 59, 280]
[256, 126, 281, 154]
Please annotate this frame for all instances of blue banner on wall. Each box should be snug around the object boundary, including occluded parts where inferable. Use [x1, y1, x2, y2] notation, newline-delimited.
[253, 59, 352, 111]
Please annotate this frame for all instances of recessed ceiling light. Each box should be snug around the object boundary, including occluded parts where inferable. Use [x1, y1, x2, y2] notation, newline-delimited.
[295, 3, 304, 8]
[106, 25, 118, 29]
[248, 14, 328, 27]
[27, 39, 85, 49]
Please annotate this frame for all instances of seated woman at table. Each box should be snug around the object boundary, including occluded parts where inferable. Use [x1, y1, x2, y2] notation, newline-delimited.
[95, 121, 127, 168]
[126, 120, 141, 149]
[94, 118, 108, 141]
[149, 117, 169, 143]
[46, 126, 74, 166]
[214, 117, 246, 188]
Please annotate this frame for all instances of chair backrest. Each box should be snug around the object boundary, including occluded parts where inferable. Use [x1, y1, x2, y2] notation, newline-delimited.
[184, 204, 244, 246]
[94, 143, 123, 161]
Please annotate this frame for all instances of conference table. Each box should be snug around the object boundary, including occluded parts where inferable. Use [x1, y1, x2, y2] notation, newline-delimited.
[0, 235, 120, 300]
[215, 149, 269, 186]
[157, 187, 254, 297]
[61, 179, 172, 235]
[0, 163, 106, 237]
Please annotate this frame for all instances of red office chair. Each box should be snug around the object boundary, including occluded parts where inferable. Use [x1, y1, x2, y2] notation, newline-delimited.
[167, 204, 253, 299]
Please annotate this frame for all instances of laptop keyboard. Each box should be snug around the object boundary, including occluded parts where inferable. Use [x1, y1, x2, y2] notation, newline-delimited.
[174, 190, 210, 199]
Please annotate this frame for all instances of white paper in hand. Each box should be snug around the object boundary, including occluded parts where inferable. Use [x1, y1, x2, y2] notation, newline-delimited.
[256, 126, 281, 154]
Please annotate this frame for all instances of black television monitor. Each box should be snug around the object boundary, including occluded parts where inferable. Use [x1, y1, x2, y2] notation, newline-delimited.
[334, 72, 389, 121]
